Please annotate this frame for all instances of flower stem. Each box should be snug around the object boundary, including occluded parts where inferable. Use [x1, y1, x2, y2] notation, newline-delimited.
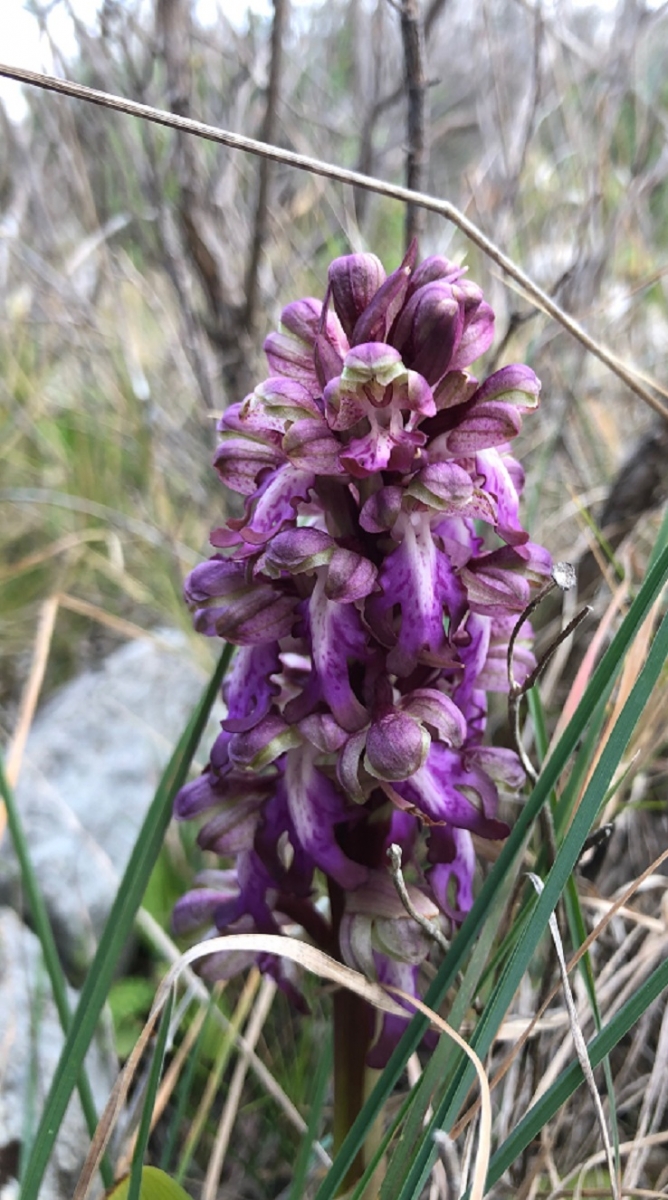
[332, 986, 375, 1193]
[329, 878, 376, 1193]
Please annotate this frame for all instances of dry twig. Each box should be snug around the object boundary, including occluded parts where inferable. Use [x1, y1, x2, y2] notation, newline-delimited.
[2, 64, 668, 420]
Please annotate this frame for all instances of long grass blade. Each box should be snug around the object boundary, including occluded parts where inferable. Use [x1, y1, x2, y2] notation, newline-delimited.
[391, 600, 668, 1199]
[0, 753, 113, 1189]
[287, 1036, 333, 1200]
[19, 644, 232, 1200]
[484, 953, 668, 1188]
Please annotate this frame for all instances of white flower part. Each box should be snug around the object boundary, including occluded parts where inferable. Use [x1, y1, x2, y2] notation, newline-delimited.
[552, 561, 576, 591]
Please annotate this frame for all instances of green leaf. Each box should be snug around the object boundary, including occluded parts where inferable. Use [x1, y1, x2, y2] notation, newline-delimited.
[0, 755, 112, 1189]
[19, 645, 233, 1200]
[107, 1166, 194, 1200]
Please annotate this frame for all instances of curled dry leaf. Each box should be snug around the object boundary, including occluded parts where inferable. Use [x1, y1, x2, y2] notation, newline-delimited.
[75, 933, 491, 1200]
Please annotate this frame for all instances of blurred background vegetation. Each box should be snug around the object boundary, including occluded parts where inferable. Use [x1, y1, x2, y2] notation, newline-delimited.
[3, 0, 668, 714]
[1, 0, 668, 1195]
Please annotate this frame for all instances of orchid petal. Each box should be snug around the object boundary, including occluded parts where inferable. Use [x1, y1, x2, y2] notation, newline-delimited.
[222, 643, 281, 733]
[214, 430, 284, 495]
[308, 574, 369, 731]
[285, 746, 368, 888]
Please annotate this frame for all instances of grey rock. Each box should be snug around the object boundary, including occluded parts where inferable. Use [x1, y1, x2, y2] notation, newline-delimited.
[0, 630, 221, 974]
[0, 907, 116, 1200]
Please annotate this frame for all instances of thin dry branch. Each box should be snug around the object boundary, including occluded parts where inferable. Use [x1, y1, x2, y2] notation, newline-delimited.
[2, 63, 667, 421]
[400, 0, 429, 250]
[245, 0, 289, 331]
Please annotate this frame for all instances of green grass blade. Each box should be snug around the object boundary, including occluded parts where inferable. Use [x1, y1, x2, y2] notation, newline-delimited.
[393, 602, 668, 1200]
[287, 1034, 332, 1200]
[533, 688, 620, 1177]
[378, 851, 520, 1200]
[485, 952, 668, 1187]
[646, 501, 668, 571]
[349, 1091, 417, 1200]
[19, 644, 232, 1200]
[128, 989, 175, 1200]
[315, 542, 668, 1200]
[0, 755, 113, 1189]
[551, 683, 613, 842]
[563, 874, 620, 1181]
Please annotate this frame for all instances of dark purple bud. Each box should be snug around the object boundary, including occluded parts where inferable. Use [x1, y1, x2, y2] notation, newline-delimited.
[445, 401, 522, 453]
[443, 280, 495, 371]
[264, 299, 325, 389]
[482, 541, 553, 581]
[197, 798, 264, 855]
[406, 255, 465, 294]
[241, 377, 322, 433]
[174, 770, 219, 820]
[280, 297, 323, 342]
[365, 711, 430, 781]
[460, 563, 530, 615]
[351, 246, 415, 345]
[359, 486, 404, 533]
[406, 462, 473, 511]
[217, 401, 246, 432]
[173, 887, 236, 935]
[184, 557, 245, 605]
[328, 253, 386, 339]
[433, 371, 479, 411]
[263, 527, 335, 577]
[400, 688, 466, 747]
[204, 582, 298, 644]
[392, 282, 463, 385]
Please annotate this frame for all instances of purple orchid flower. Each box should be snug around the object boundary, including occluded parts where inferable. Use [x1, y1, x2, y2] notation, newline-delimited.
[174, 244, 551, 1065]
